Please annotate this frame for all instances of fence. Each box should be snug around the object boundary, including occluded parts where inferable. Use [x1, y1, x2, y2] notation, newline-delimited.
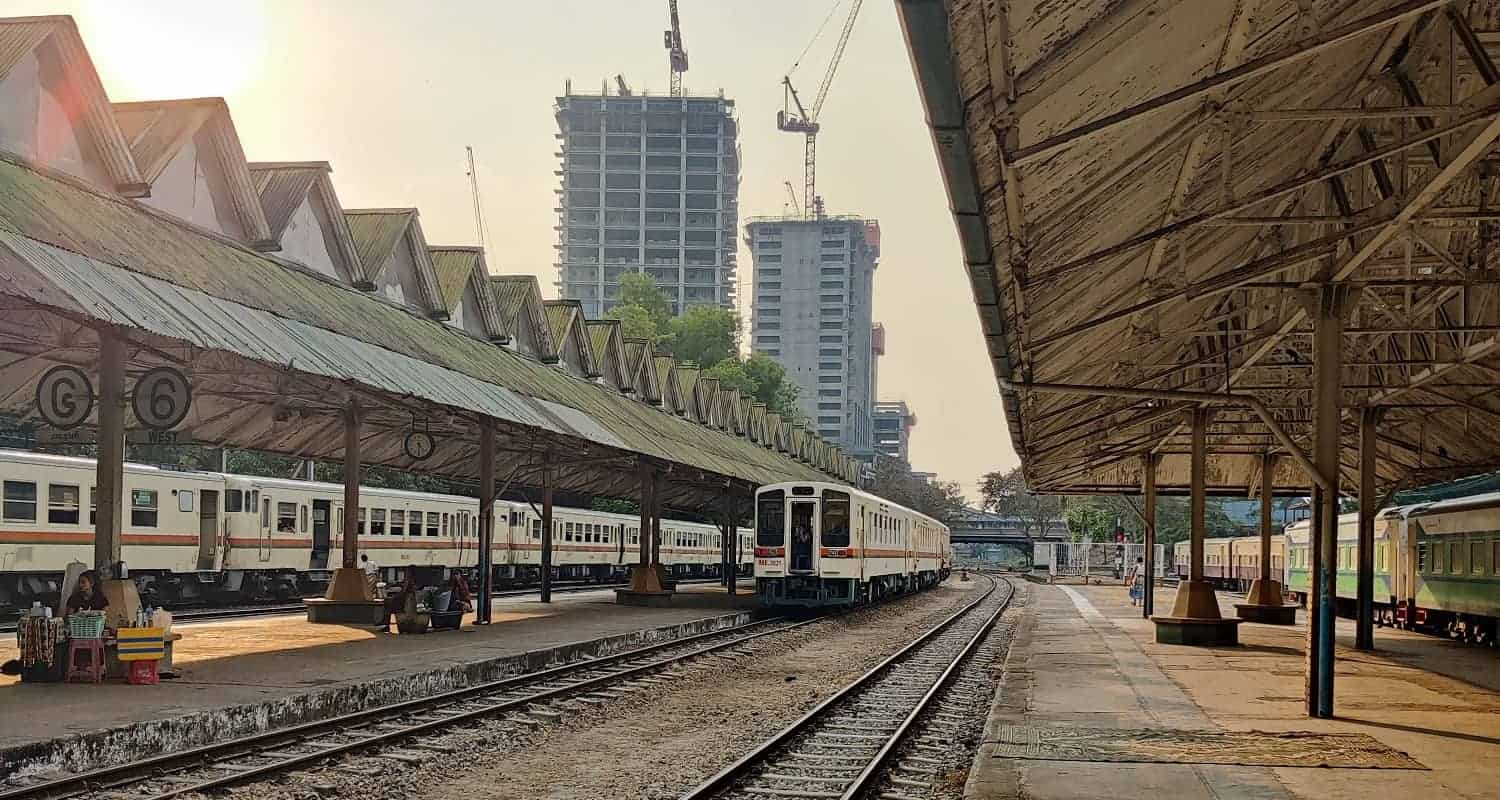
[1032, 542, 1166, 582]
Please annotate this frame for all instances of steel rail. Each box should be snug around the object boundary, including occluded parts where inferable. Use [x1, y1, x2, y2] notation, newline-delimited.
[678, 575, 1012, 800]
[1, 615, 804, 800]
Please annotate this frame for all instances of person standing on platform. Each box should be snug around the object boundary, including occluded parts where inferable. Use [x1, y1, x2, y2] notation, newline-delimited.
[361, 553, 379, 595]
[1127, 557, 1144, 606]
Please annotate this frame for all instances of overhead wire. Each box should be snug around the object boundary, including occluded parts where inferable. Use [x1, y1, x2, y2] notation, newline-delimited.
[787, 0, 844, 76]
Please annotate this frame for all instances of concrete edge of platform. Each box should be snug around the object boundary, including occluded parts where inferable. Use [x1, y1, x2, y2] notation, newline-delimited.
[1, 609, 754, 780]
[962, 585, 1034, 799]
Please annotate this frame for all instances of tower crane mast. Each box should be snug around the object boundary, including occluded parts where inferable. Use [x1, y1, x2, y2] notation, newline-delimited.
[778, 0, 863, 217]
[664, 0, 688, 97]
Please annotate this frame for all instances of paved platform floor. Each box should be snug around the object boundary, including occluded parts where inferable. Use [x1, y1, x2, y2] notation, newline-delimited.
[968, 581, 1500, 799]
[0, 582, 755, 753]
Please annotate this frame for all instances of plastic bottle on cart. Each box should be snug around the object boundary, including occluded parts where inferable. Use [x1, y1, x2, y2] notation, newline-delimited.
[30, 601, 41, 617]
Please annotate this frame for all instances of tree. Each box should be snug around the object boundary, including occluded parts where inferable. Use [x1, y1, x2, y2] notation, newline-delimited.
[669, 305, 739, 368]
[606, 304, 664, 346]
[869, 455, 966, 524]
[703, 358, 754, 396]
[743, 353, 801, 421]
[616, 272, 672, 333]
[978, 466, 1065, 538]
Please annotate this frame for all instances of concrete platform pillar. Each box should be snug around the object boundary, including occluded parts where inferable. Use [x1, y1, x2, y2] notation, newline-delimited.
[309, 399, 381, 624]
[540, 462, 553, 604]
[619, 463, 671, 605]
[1154, 407, 1240, 646]
[1238, 453, 1295, 625]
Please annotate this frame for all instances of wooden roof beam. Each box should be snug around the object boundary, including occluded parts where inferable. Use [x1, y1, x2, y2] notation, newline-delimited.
[1008, 0, 1452, 166]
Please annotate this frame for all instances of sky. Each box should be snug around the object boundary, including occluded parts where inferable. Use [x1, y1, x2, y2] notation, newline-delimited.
[14, 0, 1019, 498]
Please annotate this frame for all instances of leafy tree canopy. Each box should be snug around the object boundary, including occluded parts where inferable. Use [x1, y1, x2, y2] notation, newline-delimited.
[669, 305, 739, 369]
[868, 455, 966, 525]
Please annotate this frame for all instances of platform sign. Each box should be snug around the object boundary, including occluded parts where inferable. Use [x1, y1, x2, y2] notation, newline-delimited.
[132, 367, 191, 430]
[35, 365, 95, 429]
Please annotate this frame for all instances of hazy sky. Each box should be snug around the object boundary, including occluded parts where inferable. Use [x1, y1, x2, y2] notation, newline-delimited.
[16, 0, 1018, 497]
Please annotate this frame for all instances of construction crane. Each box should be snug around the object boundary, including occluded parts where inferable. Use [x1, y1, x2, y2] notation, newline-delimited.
[664, 0, 688, 97]
[783, 180, 801, 217]
[615, 74, 632, 96]
[778, 0, 863, 218]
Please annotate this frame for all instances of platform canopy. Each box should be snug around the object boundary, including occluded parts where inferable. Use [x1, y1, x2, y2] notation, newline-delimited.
[901, 0, 1500, 495]
[0, 150, 846, 508]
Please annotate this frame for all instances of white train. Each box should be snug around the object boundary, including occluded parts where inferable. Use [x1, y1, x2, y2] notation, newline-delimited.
[753, 481, 951, 608]
[0, 449, 752, 610]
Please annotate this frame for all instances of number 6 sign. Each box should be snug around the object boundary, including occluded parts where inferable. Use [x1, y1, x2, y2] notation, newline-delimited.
[132, 367, 192, 430]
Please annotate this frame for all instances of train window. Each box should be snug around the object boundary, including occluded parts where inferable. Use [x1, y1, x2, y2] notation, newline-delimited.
[1417, 542, 1429, 572]
[757, 491, 784, 546]
[1449, 542, 1462, 574]
[442, 514, 450, 537]
[391, 510, 405, 536]
[277, 502, 297, 532]
[132, 489, 159, 528]
[225, 490, 242, 513]
[426, 513, 440, 537]
[178, 490, 194, 513]
[358, 508, 367, 535]
[250, 490, 260, 513]
[565, 521, 574, 542]
[821, 491, 850, 548]
[532, 519, 541, 539]
[1494, 541, 1500, 575]
[47, 484, 80, 524]
[300, 505, 308, 533]
[1471, 542, 1485, 575]
[371, 509, 387, 536]
[1432, 543, 1444, 573]
[1376, 544, 1386, 572]
[3, 480, 36, 522]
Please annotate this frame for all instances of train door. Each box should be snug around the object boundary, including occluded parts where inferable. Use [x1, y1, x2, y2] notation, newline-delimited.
[311, 499, 331, 570]
[258, 495, 273, 562]
[197, 489, 219, 570]
[789, 499, 817, 573]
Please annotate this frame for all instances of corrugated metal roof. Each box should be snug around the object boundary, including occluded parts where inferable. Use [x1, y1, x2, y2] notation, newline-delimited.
[489, 275, 552, 357]
[112, 101, 213, 183]
[343, 209, 413, 283]
[0, 153, 840, 492]
[248, 163, 321, 241]
[0, 19, 53, 82]
[586, 319, 630, 392]
[429, 247, 476, 310]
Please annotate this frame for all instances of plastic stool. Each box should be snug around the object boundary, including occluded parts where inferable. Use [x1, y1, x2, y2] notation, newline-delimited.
[127, 659, 158, 685]
[66, 638, 106, 683]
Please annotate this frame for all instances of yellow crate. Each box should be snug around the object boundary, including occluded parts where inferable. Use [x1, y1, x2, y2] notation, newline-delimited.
[115, 626, 164, 661]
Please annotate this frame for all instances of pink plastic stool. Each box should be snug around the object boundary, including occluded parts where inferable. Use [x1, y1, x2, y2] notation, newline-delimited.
[66, 638, 106, 683]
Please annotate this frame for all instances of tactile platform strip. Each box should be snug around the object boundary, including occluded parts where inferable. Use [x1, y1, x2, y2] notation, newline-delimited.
[989, 725, 1425, 769]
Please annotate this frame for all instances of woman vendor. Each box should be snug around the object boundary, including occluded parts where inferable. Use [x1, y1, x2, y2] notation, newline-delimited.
[65, 570, 110, 616]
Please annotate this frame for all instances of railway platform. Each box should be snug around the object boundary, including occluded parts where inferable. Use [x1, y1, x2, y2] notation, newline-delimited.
[967, 582, 1500, 800]
[0, 581, 755, 780]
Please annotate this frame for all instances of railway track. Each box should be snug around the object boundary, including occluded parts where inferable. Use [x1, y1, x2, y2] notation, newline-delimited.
[680, 574, 1014, 800]
[0, 614, 806, 800]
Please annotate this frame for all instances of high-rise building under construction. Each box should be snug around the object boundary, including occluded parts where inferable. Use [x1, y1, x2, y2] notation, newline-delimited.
[745, 216, 880, 458]
[554, 86, 740, 317]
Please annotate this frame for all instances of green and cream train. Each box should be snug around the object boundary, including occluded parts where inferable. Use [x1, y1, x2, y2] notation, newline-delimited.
[1176, 492, 1500, 645]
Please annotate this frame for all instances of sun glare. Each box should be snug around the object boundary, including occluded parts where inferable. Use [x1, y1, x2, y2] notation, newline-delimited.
[79, 0, 268, 100]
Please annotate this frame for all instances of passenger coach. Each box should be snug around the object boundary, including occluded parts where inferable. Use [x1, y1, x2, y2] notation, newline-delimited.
[754, 481, 950, 608]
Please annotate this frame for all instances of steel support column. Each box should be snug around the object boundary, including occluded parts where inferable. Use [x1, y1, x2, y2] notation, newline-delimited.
[476, 422, 495, 625]
[540, 461, 553, 604]
[1260, 454, 1275, 587]
[639, 466, 653, 566]
[94, 332, 125, 576]
[1308, 285, 1348, 718]
[720, 488, 732, 589]
[1357, 407, 1381, 651]
[1142, 452, 1157, 619]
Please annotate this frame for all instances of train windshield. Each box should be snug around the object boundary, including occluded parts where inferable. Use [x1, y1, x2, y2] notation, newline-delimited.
[757, 490, 784, 546]
[821, 491, 850, 547]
